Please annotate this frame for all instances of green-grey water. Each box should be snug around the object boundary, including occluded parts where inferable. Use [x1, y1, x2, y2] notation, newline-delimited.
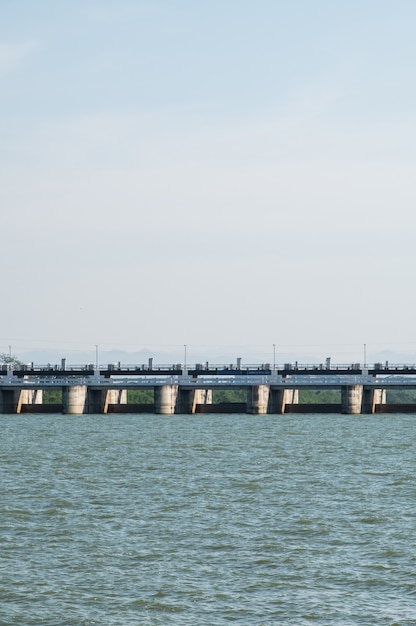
[1, 412, 416, 625]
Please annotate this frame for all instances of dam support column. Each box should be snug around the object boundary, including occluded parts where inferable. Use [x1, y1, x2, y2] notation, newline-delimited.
[362, 388, 386, 414]
[341, 385, 363, 414]
[87, 389, 127, 413]
[374, 388, 387, 412]
[155, 385, 179, 415]
[178, 389, 212, 414]
[191, 389, 212, 414]
[17, 389, 43, 412]
[269, 388, 299, 413]
[0, 385, 44, 414]
[247, 385, 270, 414]
[63, 385, 88, 415]
[33, 389, 43, 404]
[105, 389, 127, 413]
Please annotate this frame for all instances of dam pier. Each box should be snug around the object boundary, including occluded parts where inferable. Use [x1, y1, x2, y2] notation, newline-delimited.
[1, 360, 416, 415]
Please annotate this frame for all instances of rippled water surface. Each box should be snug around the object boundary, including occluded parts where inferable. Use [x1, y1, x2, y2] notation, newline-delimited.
[1, 412, 416, 625]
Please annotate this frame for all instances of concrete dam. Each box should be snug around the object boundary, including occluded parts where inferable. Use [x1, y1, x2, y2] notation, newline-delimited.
[2, 360, 416, 415]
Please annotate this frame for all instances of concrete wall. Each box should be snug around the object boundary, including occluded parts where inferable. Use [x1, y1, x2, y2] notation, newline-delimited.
[87, 388, 127, 414]
[0, 383, 394, 415]
[362, 388, 387, 414]
[155, 385, 179, 415]
[104, 389, 127, 413]
[247, 385, 270, 414]
[341, 385, 363, 414]
[193, 389, 212, 413]
[20, 389, 43, 405]
[0, 389, 44, 413]
[62, 385, 88, 415]
[178, 388, 213, 414]
[341, 385, 387, 414]
[268, 388, 299, 414]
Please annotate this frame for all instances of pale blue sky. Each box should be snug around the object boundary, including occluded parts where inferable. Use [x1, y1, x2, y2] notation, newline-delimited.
[1, 1, 416, 364]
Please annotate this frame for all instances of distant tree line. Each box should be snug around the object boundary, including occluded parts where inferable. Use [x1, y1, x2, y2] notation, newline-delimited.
[0, 353, 23, 367]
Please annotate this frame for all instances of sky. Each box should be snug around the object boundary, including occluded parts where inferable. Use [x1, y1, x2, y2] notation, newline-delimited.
[1, 0, 416, 365]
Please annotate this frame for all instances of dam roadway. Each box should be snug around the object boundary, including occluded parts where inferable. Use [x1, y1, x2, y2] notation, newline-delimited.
[2, 360, 416, 415]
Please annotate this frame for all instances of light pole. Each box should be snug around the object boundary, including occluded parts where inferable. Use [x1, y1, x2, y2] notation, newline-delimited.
[363, 343, 367, 369]
[95, 344, 99, 370]
[273, 343, 276, 373]
[184, 344, 187, 374]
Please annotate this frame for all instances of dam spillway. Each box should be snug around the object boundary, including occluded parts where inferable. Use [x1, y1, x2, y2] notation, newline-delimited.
[1, 360, 416, 415]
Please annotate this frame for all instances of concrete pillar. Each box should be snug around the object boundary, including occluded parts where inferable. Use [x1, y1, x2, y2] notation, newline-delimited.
[362, 388, 386, 414]
[284, 389, 298, 412]
[269, 388, 299, 413]
[19, 389, 43, 407]
[87, 388, 127, 414]
[0, 387, 44, 414]
[104, 389, 127, 413]
[155, 385, 179, 415]
[192, 389, 212, 413]
[341, 385, 363, 414]
[34, 389, 43, 404]
[247, 385, 270, 414]
[63, 385, 88, 415]
[179, 388, 213, 414]
[374, 388, 386, 406]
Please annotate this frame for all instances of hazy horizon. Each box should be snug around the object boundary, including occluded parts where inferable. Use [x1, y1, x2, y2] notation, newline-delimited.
[3, 344, 416, 368]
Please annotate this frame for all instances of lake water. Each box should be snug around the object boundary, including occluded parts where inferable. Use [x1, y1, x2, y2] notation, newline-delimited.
[1, 412, 416, 625]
